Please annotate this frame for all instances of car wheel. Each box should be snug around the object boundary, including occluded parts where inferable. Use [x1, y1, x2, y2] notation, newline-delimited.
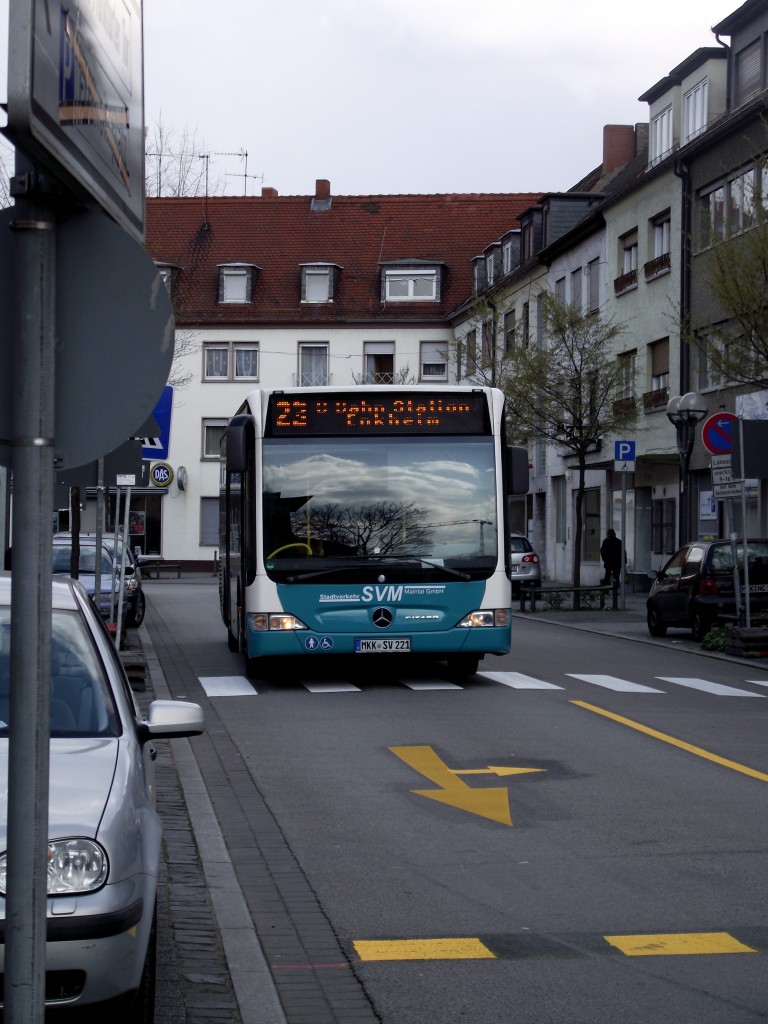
[647, 605, 667, 637]
[127, 592, 146, 628]
[109, 900, 157, 1023]
[446, 654, 480, 678]
[692, 610, 712, 642]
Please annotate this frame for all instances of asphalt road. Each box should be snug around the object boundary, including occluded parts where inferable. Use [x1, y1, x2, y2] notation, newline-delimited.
[144, 579, 768, 1024]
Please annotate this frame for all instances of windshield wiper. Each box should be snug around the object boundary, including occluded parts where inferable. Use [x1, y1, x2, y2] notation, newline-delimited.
[286, 556, 470, 583]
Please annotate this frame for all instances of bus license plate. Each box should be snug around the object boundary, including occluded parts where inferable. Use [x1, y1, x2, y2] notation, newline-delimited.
[355, 638, 411, 653]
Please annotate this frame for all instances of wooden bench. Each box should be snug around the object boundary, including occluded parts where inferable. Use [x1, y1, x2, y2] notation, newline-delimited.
[518, 582, 618, 612]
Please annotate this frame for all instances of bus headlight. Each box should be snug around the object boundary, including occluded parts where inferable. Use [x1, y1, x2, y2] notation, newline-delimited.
[457, 609, 510, 628]
[248, 613, 308, 631]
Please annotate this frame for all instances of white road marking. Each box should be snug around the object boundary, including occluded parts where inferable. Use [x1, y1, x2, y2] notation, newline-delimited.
[479, 671, 563, 690]
[198, 676, 255, 697]
[567, 674, 664, 693]
[303, 682, 362, 693]
[403, 681, 463, 690]
[656, 676, 766, 697]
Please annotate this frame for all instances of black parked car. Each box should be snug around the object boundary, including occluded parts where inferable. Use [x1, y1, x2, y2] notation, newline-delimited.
[646, 539, 768, 640]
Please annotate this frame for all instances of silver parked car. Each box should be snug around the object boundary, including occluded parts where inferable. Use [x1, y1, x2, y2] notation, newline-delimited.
[509, 534, 542, 595]
[0, 573, 204, 1018]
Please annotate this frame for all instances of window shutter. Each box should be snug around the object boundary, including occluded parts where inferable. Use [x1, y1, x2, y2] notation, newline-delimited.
[651, 339, 669, 376]
[736, 40, 761, 103]
[200, 498, 219, 546]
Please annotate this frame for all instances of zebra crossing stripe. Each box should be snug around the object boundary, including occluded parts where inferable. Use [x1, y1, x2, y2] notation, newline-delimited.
[479, 671, 562, 690]
[567, 674, 663, 693]
[657, 676, 766, 697]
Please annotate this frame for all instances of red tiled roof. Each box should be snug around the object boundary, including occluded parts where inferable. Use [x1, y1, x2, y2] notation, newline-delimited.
[145, 190, 541, 327]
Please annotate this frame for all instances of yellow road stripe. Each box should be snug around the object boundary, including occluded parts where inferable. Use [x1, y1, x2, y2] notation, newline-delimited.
[353, 938, 495, 961]
[572, 701, 768, 782]
[605, 932, 758, 956]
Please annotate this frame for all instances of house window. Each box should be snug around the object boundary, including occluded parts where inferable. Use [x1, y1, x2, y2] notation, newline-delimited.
[521, 303, 530, 348]
[735, 39, 762, 106]
[699, 166, 762, 248]
[653, 215, 671, 258]
[203, 342, 259, 382]
[618, 350, 636, 400]
[522, 221, 535, 261]
[652, 497, 676, 555]
[420, 341, 447, 381]
[570, 268, 582, 311]
[202, 419, 227, 460]
[650, 338, 669, 391]
[298, 344, 329, 386]
[502, 240, 514, 274]
[485, 254, 495, 287]
[503, 310, 516, 352]
[650, 105, 673, 164]
[363, 341, 395, 384]
[555, 476, 567, 544]
[696, 331, 726, 390]
[465, 329, 478, 374]
[301, 265, 337, 303]
[383, 267, 438, 301]
[218, 264, 257, 304]
[555, 277, 566, 303]
[728, 169, 757, 234]
[683, 78, 708, 142]
[156, 264, 175, 294]
[699, 184, 726, 247]
[621, 231, 638, 274]
[587, 258, 600, 313]
[473, 259, 485, 293]
[200, 497, 219, 546]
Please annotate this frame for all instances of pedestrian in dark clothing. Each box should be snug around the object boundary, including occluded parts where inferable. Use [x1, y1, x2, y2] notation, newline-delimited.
[600, 529, 623, 585]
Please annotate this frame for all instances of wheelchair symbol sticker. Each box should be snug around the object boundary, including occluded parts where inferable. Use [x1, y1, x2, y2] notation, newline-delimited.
[305, 636, 334, 651]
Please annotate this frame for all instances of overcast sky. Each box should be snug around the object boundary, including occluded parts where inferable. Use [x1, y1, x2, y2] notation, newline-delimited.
[1, 0, 741, 197]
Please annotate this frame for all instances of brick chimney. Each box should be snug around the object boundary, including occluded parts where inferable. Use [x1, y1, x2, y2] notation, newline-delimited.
[602, 125, 636, 174]
[311, 179, 332, 211]
[261, 187, 278, 197]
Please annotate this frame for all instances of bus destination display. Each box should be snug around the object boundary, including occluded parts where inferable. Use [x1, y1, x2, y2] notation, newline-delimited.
[266, 392, 491, 436]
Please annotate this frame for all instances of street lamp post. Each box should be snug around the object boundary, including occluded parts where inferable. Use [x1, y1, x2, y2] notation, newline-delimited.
[666, 392, 708, 547]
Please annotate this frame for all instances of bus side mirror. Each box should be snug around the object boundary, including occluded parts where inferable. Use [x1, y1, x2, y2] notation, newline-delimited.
[226, 415, 253, 474]
[507, 447, 529, 495]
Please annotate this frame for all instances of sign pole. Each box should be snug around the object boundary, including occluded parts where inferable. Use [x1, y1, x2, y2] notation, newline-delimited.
[739, 417, 751, 628]
[620, 473, 627, 611]
[6, 173, 56, 1024]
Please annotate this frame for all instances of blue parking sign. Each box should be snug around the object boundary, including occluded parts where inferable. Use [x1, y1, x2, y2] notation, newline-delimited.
[614, 440, 635, 462]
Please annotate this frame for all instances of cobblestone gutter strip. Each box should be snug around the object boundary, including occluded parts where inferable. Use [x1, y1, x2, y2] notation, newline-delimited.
[142, 617, 381, 1024]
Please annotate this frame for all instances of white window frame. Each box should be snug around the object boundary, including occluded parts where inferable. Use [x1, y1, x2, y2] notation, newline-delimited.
[301, 265, 335, 303]
[298, 343, 329, 386]
[203, 341, 259, 382]
[683, 77, 708, 142]
[363, 341, 395, 384]
[202, 419, 228, 460]
[650, 105, 673, 165]
[384, 268, 438, 302]
[502, 240, 514, 275]
[653, 216, 671, 258]
[419, 341, 447, 381]
[485, 254, 495, 286]
[218, 265, 254, 304]
[621, 231, 638, 274]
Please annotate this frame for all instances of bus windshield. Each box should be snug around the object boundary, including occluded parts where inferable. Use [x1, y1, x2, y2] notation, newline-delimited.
[262, 435, 498, 582]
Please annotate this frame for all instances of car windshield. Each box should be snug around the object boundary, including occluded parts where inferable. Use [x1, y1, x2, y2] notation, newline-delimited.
[0, 609, 120, 737]
[52, 545, 112, 576]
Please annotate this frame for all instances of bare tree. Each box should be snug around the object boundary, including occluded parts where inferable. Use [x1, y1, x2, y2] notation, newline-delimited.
[0, 141, 14, 209]
[502, 290, 636, 596]
[145, 116, 224, 198]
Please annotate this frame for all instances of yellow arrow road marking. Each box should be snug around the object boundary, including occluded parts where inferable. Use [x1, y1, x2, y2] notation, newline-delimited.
[451, 766, 546, 777]
[389, 746, 543, 826]
[572, 701, 768, 782]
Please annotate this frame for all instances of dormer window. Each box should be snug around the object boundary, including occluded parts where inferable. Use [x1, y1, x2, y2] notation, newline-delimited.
[218, 263, 258, 304]
[650, 105, 673, 165]
[300, 263, 340, 303]
[155, 263, 177, 295]
[381, 262, 441, 302]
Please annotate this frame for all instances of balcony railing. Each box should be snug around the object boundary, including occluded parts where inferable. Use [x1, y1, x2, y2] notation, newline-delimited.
[643, 386, 669, 411]
[643, 252, 671, 280]
[612, 396, 636, 417]
[613, 269, 638, 295]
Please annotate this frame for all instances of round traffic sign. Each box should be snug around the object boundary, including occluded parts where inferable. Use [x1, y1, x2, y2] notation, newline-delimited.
[701, 412, 737, 455]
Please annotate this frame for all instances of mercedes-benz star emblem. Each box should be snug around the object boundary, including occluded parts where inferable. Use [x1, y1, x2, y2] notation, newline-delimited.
[371, 607, 393, 628]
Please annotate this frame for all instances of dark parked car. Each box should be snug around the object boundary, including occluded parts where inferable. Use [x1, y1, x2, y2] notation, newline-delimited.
[53, 532, 146, 629]
[646, 539, 768, 640]
[0, 572, 204, 1017]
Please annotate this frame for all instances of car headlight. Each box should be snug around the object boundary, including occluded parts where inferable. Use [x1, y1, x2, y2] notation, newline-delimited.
[0, 839, 108, 895]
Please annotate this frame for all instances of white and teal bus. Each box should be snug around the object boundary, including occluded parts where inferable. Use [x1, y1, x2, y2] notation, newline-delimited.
[220, 386, 529, 678]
